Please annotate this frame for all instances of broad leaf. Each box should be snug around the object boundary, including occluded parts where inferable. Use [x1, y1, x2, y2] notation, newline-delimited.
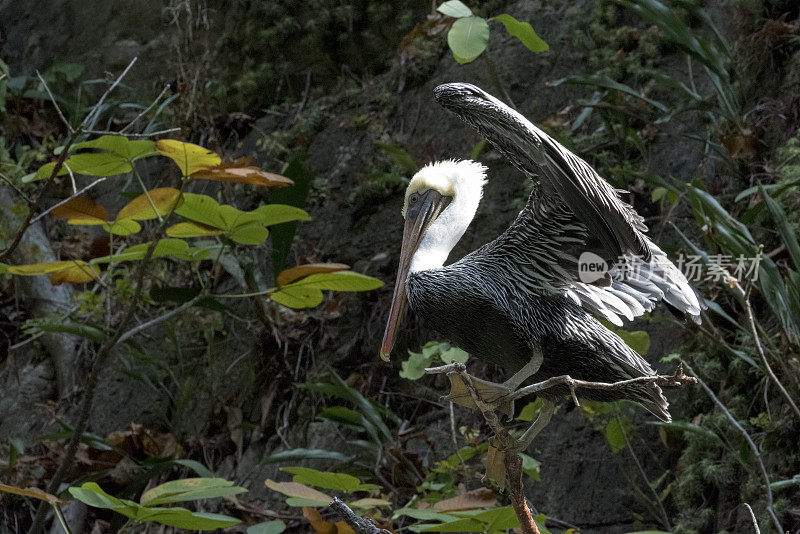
[605, 417, 631, 453]
[64, 152, 132, 176]
[51, 197, 108, 224]
[49, 262, 100, 285]
[248, 520, 287, 534]
[277, 263, 349, 287]
[140, 477, 247, 506]
[102, 219, 142, 236]
[281, 467, 369, 493]
[254, 204, 311, 226]
[157, 139, 221, 176]
[117, 187, 183, 220]
[265, 479, 331, 507]
[281, 271, 384, 292]
[191, 158, 294, 187]
[166, 221, 224, 238]
[447, 17, 489, 63]
[269, 285, 324, 308]
[437, 0, 472, 18]
[492, 14, 548, 52]
[135, 507, 241, 530]
[0, 483, 63, 505]
[71, 135, 156, 162]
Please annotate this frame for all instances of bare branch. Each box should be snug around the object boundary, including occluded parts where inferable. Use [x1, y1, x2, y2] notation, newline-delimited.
[36, 70, 74, 133]
[117, 294, 203, 345]
[120, 84, 172, 134]
[328, 498, 392, 534]
[84, 127, 181, 138]
[30, 177, 108, 224]
[79, 57, 138, 130]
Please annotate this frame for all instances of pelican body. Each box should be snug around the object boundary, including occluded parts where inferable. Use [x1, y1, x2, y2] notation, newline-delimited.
[381, 84, 702, 423]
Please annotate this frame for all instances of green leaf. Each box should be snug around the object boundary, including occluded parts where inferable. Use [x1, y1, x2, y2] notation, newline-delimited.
[269, 284, 324, 308]
[605, 417, 631, 453]
[263, 448, 353, 464]
[248, 520, 287, 534]
[447, 17, 490, 63]
[270, 155, 313, 274]
[616, 329, 650, 355]
[141, 478, 247, 506]
[254, 204, 312, 226]
[519, 453, 541, 481]
[377, 143, 417, 174]
[759, 184, 800, 270]
[136, 507, 241, 530]
[71, 135, 156, 162]
[551, 74, 669, 113]
[283, 271, 384, 292]
[516, 398, 543, 422]
[491, 14, 548, 52]
[92, 239, 196, 264]
[282, 467, 370, 492]
[473, 506, 519, 531]
[166, 221, 224, 238]
[174, 459, 214, 478]
[64, 152, 132, 176]
[400, 351, 433, 380]
[228, 221, 270, 245]
[437, 0, 472, 18]
[440, 346, 468, 364]
[102, 219, 142, 236]
[68, 483, 133, 512]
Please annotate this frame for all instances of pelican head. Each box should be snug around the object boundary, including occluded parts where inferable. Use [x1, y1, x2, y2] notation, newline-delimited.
[380, 159, 487, 360]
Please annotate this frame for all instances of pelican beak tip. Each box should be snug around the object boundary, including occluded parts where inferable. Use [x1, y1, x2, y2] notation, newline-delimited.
[379, 350, 391, 362]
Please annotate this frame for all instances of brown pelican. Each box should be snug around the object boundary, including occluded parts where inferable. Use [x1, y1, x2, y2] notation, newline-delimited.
[380, 83, 702, 449]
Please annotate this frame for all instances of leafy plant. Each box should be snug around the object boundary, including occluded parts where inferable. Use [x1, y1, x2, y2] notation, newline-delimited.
[436, 1, 548, 64]
[68, 478, 245, 530]
[400, 340, 469, 380]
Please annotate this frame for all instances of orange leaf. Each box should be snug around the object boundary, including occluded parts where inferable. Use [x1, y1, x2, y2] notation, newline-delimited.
[49, 261, 100, 285]
[277, 263, 350, 287]
[116, 187, 183, 221]
[51, 197, 108, 224]
[0, 483, 64, 505]
[191, 158, 294, 187]
[433, 487, 496, 511]
[303, 507, 337, 534]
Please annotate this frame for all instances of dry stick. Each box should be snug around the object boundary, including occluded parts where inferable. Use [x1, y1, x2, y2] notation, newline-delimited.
[119, 84, 172, 134]
[29, 198, 183, 534]
[85, 127, 181, 138]
[328, 497, 392, 534]
[425, 363, 699, 534]
[737, 284, 800, 421]
[36, 70, 75, 134]
[683, 362, 783, 533]
[30, 177, 108, 224]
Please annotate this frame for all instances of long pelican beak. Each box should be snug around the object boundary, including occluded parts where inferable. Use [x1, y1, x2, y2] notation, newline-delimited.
[380, 190, 449, 361]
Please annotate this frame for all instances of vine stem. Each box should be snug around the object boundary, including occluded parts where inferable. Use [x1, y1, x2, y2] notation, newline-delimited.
[683, 362, 783, 533]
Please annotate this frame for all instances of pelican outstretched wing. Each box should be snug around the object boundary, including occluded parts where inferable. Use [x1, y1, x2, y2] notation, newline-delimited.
[436, 82, 702, 324]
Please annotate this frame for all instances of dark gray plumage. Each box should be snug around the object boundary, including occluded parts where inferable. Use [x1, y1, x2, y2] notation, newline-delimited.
[381, 83, 703, 424]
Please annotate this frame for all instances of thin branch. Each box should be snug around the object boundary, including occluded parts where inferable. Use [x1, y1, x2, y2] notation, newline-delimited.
[743, 503, 760, 534]
[683, 362, 782, 533]
[36, 71, 74, 133]
[30, 177, 108, 224]
[120, 84, 172, 134]
[737, 284, 800, 421]
[79, 57, 138, 130]
[117, 294, 203, 345]
[0, 171, 30, 201]
[84, 127, 181, 138]
[328, 498, 392, 534]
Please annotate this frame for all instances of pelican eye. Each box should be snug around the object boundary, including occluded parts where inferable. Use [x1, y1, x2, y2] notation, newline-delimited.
[408, 192, 420, 205]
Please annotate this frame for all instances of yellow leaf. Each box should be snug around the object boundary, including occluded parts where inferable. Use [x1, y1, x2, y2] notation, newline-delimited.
[116, 188, 183, 221]
[191, 157, 295, 187]
[0, 483, 64, 505]
[49, 262, 100, 285]
[277, 263, 350, 287]
[8, 261, 89, 275]
[156, 139, 221, 176]
[51, 197, 108, 224]
[102, 219, 142, 236]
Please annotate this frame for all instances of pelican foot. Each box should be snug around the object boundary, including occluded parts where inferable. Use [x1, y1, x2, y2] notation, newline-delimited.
[444, 372, 515, 418]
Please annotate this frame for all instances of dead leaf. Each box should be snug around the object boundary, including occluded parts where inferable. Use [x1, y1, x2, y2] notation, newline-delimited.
[484, 439, 506, 490]
[433, 487, 496, 511]
[303, 507, 337, 534]
[51, 197, 108, 223]
[277, 263, 350, 287]
[191, 157, 294, 187]
[0, 483, 64, 505]
[105, 423, 178, 459]
[721, 126, 758, 159]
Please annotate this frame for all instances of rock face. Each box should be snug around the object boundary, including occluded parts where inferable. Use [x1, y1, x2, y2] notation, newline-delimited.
[1, 1, 700, 531]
